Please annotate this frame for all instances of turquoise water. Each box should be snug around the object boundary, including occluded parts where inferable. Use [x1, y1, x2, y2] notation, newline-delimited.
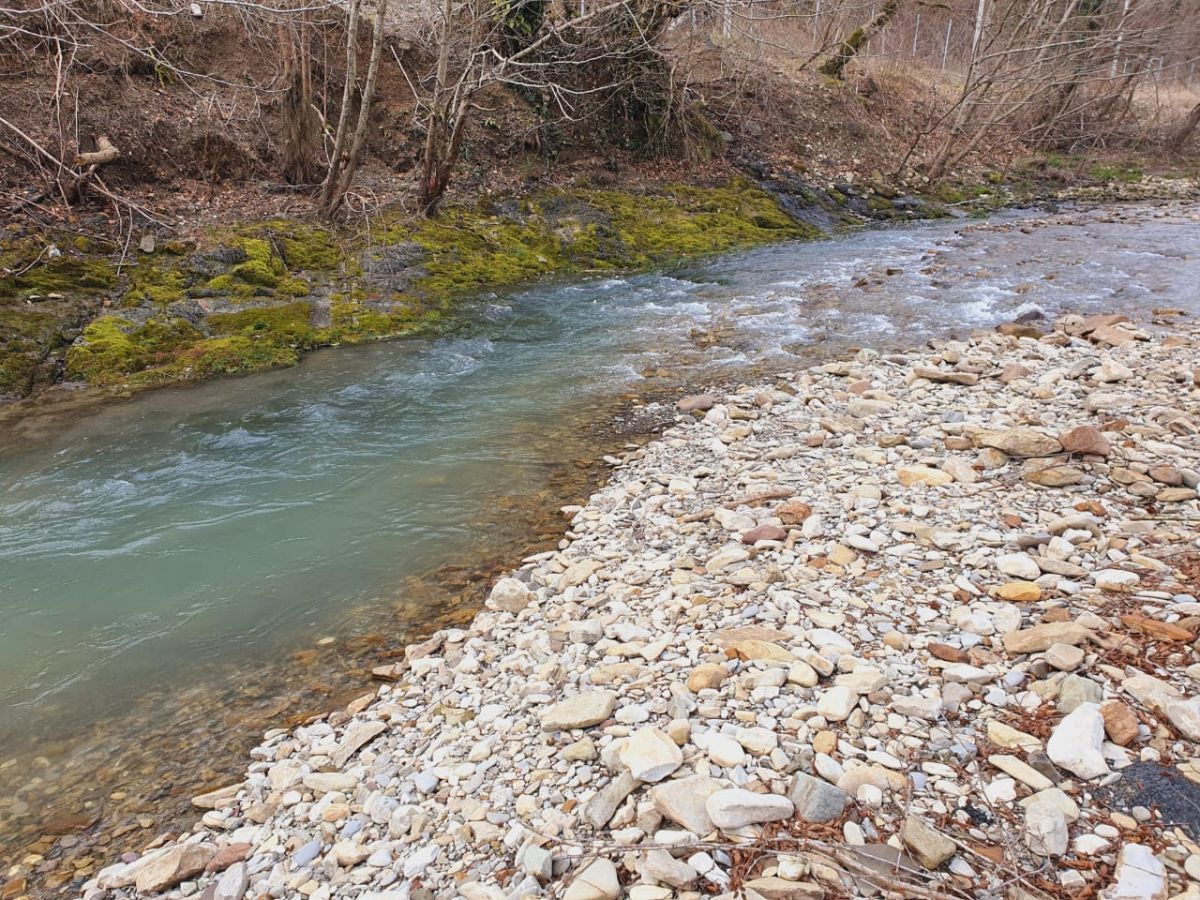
[1, 202, 1198, 863]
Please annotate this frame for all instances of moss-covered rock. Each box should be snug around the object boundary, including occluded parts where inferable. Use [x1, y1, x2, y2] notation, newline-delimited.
[208, 301, 317, 347]
[65, 316, 204, 385]
[3, 176, 864, 405]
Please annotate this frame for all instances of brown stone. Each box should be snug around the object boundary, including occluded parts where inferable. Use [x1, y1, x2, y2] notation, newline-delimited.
[1075, 313, 1131, 335]
[1101, 701, 1140, 747]
[1090, 323, 1138, 345]
[731, 640, 794, 663]
[678, 394, 717, 412]
[1159, 487, 1198, 502]
[777, 501, 812, 525]
[993, 581, 1043, 603]
[912, 366, 979, 385]
[897, 465, 954, 487]
[1149, 465, 1183, 485]
[1024, 465, 1085, 487]
[997, 323, 1043, 339]
[978, 428, 1062, 458]
[205, 843, 252, 874]
[928, 642, 969, 663]
[742, 524, 788, 544]
[999, 363, 1032, 383]
[1003, 621, 1092, 654]
[741, 877, 825, 900]
[687, 663, 730, 693]
[1059, 425, 1111, 457]
[812, 730, 837, 755]
[1120, 614, 1194, 642]
[134, 844, 215, 893]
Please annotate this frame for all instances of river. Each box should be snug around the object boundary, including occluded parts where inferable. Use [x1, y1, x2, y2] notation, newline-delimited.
[2, 200, 1198, 891]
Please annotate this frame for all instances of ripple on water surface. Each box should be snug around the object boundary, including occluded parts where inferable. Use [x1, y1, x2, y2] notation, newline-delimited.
[2, 202, 1200, 889]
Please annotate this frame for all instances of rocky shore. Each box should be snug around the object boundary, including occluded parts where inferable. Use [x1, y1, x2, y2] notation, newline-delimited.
[78, 310, 1200, 900]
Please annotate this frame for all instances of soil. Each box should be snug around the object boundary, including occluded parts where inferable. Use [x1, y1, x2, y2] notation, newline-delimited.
[3, 6, 1187, 236]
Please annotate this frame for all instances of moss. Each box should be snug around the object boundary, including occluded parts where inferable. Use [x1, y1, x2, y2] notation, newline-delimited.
[65, 317, 140, 383]
[162, 239, 195, 255]
[0, 308, 64, 395]
[1089, 163, 1143, 184]
[933, 184, 967, 204]
[122, 264, 187, 308]
[275, 276, 311, 297]
[262, 221, 345, 272]
[66, 315, 203, 384]
[580, 178, 810, 268]
[0, 252, 118, 301]
[410, 212, 570, 297]
[204, 237, 286, 291]
[230, 257, 281, 288]
[125, 335, 297, 384]
[208, 301, 317, 347]
[326, 294, 405, 341]
[11, 178, 824, 399]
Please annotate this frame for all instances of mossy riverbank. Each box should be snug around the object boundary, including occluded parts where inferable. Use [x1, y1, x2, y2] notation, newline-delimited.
[1, 174, 953, 407]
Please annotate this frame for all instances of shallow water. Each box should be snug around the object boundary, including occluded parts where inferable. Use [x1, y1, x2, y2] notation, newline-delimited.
[2, 200, 1199, 888]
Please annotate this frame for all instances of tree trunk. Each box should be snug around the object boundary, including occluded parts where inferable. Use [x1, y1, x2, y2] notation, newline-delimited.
[327, 0, 389, 213]
[818, 0, 898, 80]
[1169, 101, 1200, 151]
[418, 0, 456, 215]
[320, 0, 362, 210]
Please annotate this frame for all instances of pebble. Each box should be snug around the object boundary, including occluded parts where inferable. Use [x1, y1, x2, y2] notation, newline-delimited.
[77, 312, 1200, 900]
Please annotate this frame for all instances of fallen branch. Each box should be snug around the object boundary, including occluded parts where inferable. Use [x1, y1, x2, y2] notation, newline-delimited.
[73, 135, 120, 168]
[68, 135, 122, 203]
[0, 116, 164, 225]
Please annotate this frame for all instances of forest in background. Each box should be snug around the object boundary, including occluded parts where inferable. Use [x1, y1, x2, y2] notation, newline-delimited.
[1, 0, 1199, 231]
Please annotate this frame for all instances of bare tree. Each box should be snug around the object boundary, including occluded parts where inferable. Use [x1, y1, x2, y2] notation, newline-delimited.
[1169, 100, 1200, 151]
[819, 0, 898, 79]
[320, 0, 389, 215]
[410, 0, 697, 216]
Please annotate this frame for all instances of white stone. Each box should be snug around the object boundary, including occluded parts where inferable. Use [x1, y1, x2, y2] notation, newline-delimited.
[564, 859, 621, 900]
[997, 552, 1041, 580]
[1102, 844, 1166, 900]
[1025, 801, 1069, 857]
[816, 686, 857, 722]
[1047, 702, 1110, 780]
[694, 732, 746, 768]
[620, 727, 683, 783]
[705, 789, 794, 829]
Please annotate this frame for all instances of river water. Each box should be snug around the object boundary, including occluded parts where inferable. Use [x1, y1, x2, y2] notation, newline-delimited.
[2, 201, 1199, 889]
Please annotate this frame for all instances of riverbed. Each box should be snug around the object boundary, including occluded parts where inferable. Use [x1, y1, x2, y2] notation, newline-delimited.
[2, 200, 1198, 892]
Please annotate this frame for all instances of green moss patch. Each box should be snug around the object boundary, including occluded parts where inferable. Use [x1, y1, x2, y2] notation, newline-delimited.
[0, 251, 117, 301]
[208, 301, 317, 347]
[131, 336, 298, 383]
[122, 264, 188, 308]
[10, 178, 820, 401]
[65, 316, 204, 385]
